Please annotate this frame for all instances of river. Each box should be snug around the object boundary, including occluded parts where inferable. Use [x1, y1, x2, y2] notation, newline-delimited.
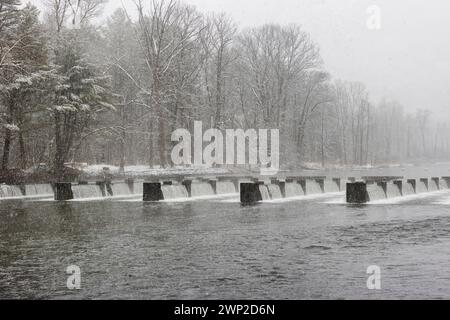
[1, 188, 450, 299]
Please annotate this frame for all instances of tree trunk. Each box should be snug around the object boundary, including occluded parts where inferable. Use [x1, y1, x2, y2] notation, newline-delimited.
[1, 128, 11, 171]
[54, 113, 65, 180]
[19, 131, 26, 169]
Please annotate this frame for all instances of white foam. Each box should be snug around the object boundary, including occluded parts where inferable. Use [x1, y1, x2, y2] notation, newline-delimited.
[259, 192, 344, 204]
[118, 193, 238, 202]
[365, 190, 449, 205]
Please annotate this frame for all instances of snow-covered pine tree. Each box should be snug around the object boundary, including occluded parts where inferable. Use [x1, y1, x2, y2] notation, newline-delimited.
[0, 3, 48, 170]
[50, 30, 113, 179]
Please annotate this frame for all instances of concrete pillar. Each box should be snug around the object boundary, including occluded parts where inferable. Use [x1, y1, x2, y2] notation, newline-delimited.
[279, 180, 286, 198]
[346, 182, 368, 203]
[143, 182, 164, 201]
[407, 179, 416, 193]
[240, 182, 262, 205]
[394, 180, 403, 196]
[55, 182, 73, 201]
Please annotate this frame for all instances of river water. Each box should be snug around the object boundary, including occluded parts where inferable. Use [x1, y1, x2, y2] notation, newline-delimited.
[2, 190, 450, 299]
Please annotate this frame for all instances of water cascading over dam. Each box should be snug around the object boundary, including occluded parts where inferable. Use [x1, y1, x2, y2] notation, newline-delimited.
[305, 179, 323, 195]
[142, 177, 239, 201]
[0, 185, 23, 198]
[216, 181, 237, 194]
[161, 184, 189, 199]
[403, 180, 416, 195]
[429, 178, 440, 192]
[284, 181, 305, 198]
[267, 184, 283, 199]
[111, 182, 132, 196]
[324, 179, 340, 193]
[258, 184, 271, 200]
[416, 179, 428, 193]
[25, 184, 54, 196]
[386, 182, 402, 198]
[347, 177, 449, 203]
[240, 177, 343, 204]
[366, 183, 387, 201]
[190, 181, 215, 197]
[71, 184, 104, 199]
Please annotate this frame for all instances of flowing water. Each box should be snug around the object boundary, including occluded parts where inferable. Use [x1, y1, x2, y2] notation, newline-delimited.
[72, 184, 103, 199]
[386, 184, 402, 198]
[259, 185, 271, 200]
[367, 184, 386, 201]
[0, 185, 23, 198]
[111, 182, 132, 196]
[267, 184, 283, 199]
[285, 182, 304, 198]
[190, 183, 215, 198]
[403, 182, 416, 196]
[216, 181, 237, 195]
[305, 180, 323, 195]
[133, 182, 144, 196]
[324, 180, 340, 193]
[2, 191, 450, 299]
[417, 181, 428, 193]
[161, 185, 189, 199]
[429, 180, 439, 192]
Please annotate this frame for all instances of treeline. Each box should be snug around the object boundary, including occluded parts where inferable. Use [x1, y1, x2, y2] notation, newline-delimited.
[1, 0, 449, 177]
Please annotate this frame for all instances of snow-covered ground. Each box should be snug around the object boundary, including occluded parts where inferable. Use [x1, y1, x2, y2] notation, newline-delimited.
[80, 164, 233, 178]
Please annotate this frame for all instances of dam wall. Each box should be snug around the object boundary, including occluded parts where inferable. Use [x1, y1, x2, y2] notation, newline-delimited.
[347, 177, 448, 203]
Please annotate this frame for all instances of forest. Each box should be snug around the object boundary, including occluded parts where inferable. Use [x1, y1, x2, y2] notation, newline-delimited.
[1, 0, 449, 179]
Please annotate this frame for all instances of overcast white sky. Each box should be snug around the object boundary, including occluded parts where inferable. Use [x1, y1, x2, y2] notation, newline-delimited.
[30, 0, 450, 118]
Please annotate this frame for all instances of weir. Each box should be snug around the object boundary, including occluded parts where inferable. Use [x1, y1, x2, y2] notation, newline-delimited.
[284, 179, 305, 198]
[142, 176, 239, 201]
[52, 180, 142, 201]
[216, 181, 237, 194]
[0, 184, 24, 198]
[346, 177, 448, 203]
[72, 183, 103, 199]
[324, 178, 340, 193]
[161, 183, 189, 199]
[240, 177, 341, 204]
[305, 179, 324, 195]
[417, 179, 428, 193]
[191, 180, 215, 197]
[111, 182, 133, 196]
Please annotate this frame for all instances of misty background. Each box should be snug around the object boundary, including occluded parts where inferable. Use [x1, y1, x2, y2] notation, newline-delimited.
[29, 0, 450, 118]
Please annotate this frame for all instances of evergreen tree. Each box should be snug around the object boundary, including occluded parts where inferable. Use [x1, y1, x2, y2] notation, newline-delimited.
[50, 30, 113, 179]
[0, 2, 48, 170]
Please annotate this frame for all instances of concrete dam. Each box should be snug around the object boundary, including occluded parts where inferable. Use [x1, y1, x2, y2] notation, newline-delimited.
[1, 175, 449, 204]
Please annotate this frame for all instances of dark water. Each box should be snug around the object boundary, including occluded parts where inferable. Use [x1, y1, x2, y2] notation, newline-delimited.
[2, 192, 450, 300]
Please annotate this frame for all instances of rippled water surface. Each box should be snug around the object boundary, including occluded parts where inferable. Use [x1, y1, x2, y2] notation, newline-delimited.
[2, 191, 450, 299]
